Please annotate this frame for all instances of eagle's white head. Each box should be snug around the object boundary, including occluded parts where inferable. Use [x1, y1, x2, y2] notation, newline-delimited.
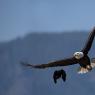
[74, 52, 84, 59]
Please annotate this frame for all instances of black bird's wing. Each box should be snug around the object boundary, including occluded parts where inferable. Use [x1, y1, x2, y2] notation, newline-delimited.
[21, 57, 78, 69]
[81, 27, 95, 54]
[61, 70, 66, 82]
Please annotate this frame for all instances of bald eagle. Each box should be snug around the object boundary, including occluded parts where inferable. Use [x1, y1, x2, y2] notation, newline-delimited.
[21, 27, 95, 83]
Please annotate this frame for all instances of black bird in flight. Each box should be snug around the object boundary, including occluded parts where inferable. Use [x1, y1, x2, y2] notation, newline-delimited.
[21, 27, 95, 83]
[53, 69, 66, 84]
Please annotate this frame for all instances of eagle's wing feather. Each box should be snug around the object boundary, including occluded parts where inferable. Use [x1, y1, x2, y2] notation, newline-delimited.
[81, 27, 95, 54]
[21, 57, 78, 69]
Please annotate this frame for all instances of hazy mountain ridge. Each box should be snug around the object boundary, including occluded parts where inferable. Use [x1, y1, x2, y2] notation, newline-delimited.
[0, 31, 95, 95]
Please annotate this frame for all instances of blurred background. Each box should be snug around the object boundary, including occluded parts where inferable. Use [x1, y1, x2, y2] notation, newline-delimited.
[0, 0, 95, 95]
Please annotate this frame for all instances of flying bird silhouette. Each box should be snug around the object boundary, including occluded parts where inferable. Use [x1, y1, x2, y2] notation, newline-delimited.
[21, 27, 95, 83]
[53, 69, 66, 84]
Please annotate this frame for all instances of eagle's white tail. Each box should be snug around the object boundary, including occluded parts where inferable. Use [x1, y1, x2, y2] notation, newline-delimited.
[78, 67, 89, 74]
[78, 58, 95, 74]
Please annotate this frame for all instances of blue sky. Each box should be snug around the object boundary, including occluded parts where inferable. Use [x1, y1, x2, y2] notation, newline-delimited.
[0, 0, 95, 42]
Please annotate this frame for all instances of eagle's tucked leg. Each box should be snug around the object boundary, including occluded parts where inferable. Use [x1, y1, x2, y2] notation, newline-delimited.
[53, 69, 66, 84]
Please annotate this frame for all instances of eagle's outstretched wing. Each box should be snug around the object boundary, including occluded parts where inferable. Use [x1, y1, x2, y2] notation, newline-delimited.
[81, 27, 95, 54]
[21, 57, 78, 69]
